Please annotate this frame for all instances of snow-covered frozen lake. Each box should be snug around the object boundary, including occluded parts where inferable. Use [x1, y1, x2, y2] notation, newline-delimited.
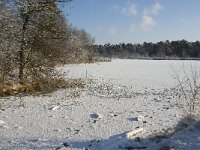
[59, 59, 200, 90]
[0, 59, 200, 149]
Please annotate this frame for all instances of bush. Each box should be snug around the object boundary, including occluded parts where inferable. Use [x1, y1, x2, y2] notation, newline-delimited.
[172, 65, 200, 118]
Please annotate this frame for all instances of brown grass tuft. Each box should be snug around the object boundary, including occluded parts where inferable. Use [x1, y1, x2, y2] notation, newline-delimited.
[15, 84, 32, 94]
[0, 76, 85, 97]
[4, 86, 14, 96]
[31, 78, 44, 92]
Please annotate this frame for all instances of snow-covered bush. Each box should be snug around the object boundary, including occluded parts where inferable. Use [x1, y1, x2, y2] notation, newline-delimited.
[172, 65, 200, 118]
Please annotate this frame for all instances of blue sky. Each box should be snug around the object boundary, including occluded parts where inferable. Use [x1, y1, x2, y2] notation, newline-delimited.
[63, 0, 200, 44]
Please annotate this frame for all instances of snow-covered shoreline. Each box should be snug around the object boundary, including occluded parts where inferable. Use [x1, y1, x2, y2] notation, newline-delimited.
[0, 59, 200, 149]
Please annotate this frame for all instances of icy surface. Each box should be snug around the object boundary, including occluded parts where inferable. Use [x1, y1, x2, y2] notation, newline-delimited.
[0, 59, 200, 149]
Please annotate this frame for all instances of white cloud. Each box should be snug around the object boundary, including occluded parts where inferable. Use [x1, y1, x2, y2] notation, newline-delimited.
[109, 27, 118, 35]
[143, 2, 164, 16]
[143, 8, 149, 15]
[122, 2, 137, 16]
[130, 23, 137, 33]
[151, 2, 163, 15]
[139, 2, 163, 31]
[140, 14, 156, 31]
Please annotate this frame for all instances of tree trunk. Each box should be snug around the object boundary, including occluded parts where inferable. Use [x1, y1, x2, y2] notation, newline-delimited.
[19, 14, 29, 81]
[19, 48, 24, 81]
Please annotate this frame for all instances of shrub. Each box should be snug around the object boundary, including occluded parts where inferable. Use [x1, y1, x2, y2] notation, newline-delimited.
[172, 65, 200, 118]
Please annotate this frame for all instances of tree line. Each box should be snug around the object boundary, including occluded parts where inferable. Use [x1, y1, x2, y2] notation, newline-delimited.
[0, 0, 94, 95]
[95, 40, 200, 59]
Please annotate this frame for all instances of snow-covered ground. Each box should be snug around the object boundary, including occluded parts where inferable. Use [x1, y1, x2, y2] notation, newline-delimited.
[0, 59, 200, 150]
